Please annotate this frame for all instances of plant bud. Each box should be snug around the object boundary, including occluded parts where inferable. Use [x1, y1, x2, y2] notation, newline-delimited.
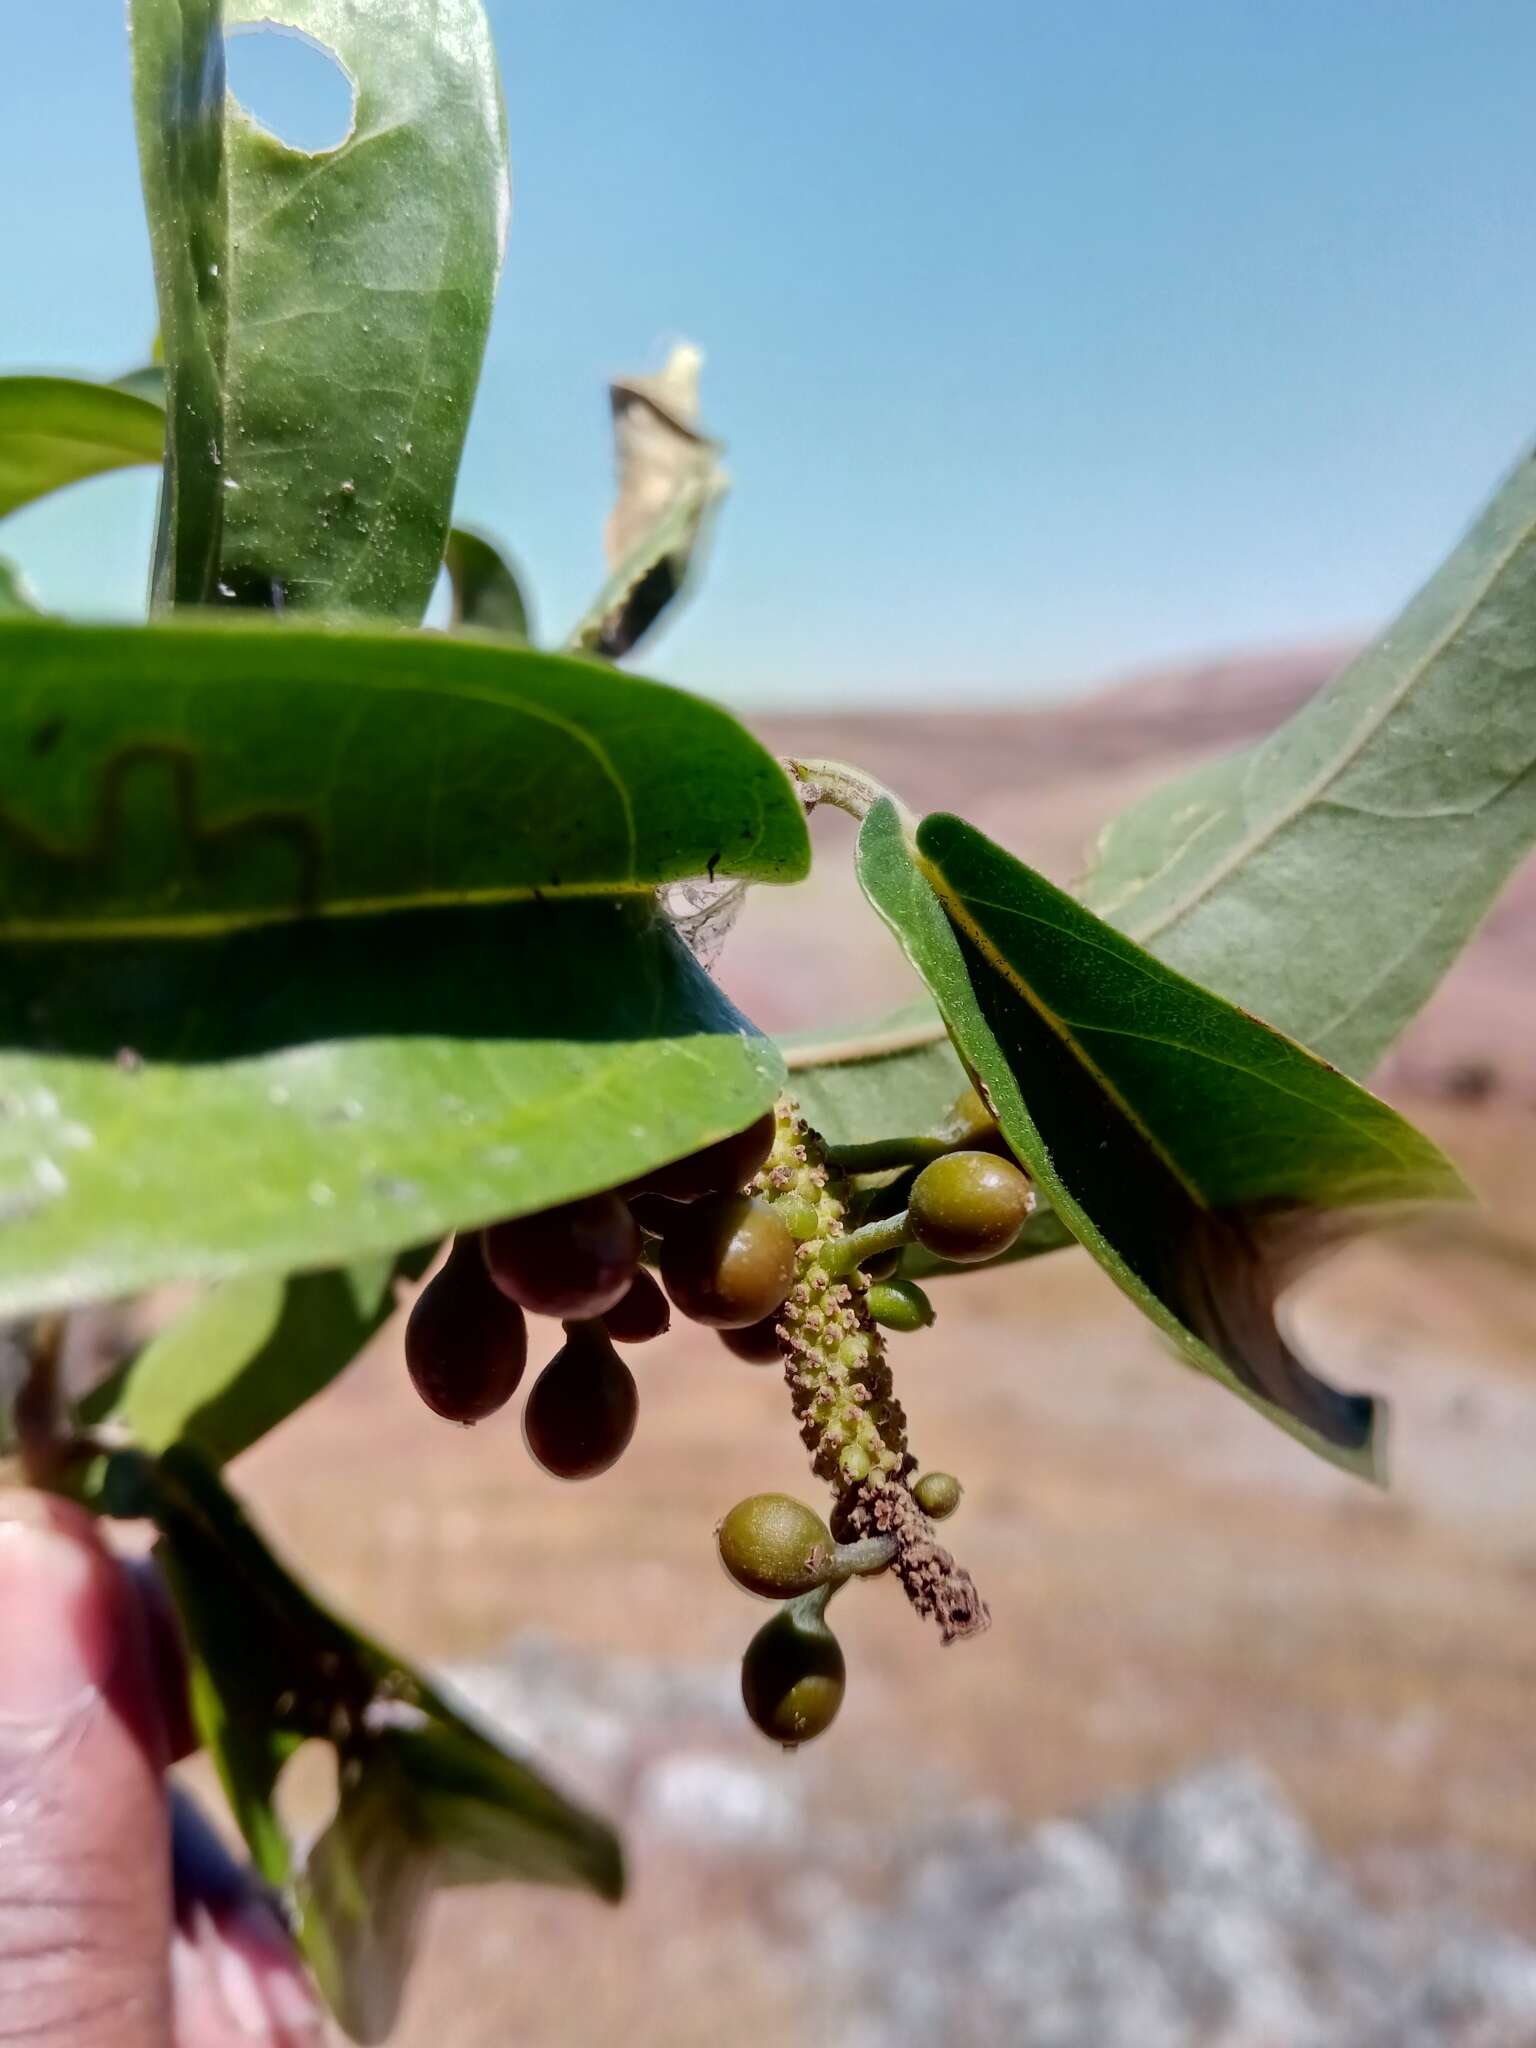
[912, 1471, 962, 1520]
[717, 1494, 834, 1600]
[866, 1277, 936, 1332]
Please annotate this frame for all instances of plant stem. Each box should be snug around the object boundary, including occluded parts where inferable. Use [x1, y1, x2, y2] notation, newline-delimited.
[822, 1211, 913, 1277]
[826, 1134, 954, 1175]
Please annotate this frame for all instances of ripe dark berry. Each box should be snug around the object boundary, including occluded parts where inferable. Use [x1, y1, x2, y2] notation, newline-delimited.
[660, 1195, 796, 1330]
[718, 1315, 783, 1365]
[482, 1192, 640, 1319]
[717, 1495, 834, 1600]
[913, 1471, 962, 1520]
[629, 1111, 777, 1202]
[741, 1600, 846, 1747]
[907, 1151, 1032, 1264]
[405, 1237, 527, 1423]
[522, 1323, 638, 1480]
[601, 1268, 671, 1344]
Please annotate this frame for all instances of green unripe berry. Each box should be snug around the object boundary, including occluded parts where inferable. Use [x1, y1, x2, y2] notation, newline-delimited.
[777, 1196, 822, 1243]
[405, 1236, 527, 1423]
[866, 1277, 936, 1332]
[838, 1442, 871, 1485]
[907, 1151, 1032, 1264]
[522, 1323, 638, 1480]
[740, 1601, 846, 1747]
[717, 1494, 834, 1599]
[660, 1194, 796, 1329]
[935, 1084, 1007, 1154]
[913, 1471, 962, 1520]
[482, 1192, 640, 1319]
[629, 1111, 778, 1202]
[718, 1315, 783, 1365]
[601, 1268, 671, 1344]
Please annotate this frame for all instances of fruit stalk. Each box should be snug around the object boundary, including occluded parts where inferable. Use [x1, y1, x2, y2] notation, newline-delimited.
[754, 1100, 989, 1643]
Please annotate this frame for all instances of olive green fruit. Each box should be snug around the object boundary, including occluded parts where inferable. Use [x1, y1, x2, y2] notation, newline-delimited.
[741, 1600, 846, 1747]
[522, 1324, 638, 1480]
[913, 1471, 963, 1520]
[660, 1195, 796, 1329]
[406, 1237, 527, 1423]
[629, 1110, 778, 1202]
[866, 1277, 936, 1332]
[718, 1315, 784, 1365]
[717, 1494, 834, 1600]
[482, 1192, 640, 1319]
[907, 1151, 1032, 1264]
[601, 1268, 671, 1344]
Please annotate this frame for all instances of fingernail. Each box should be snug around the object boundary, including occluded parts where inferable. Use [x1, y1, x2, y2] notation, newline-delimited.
[0, 1509, 104, 1722]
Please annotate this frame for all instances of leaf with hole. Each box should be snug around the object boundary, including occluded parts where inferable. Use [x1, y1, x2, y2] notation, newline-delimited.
[0, 376, 165, 524]
[857, 801, 1468, 1477]
[1080, 444, 1536, 1078]
[131, 0, 508, 618]
[138, 1447, 621, 2044]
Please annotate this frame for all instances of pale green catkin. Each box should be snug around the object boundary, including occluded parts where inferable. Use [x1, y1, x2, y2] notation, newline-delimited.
[755, 1099, 989, 1643]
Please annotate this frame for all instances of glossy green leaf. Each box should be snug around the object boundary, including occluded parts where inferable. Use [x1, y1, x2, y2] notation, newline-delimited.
[138, 1447, 620, 2043]
[444, 526, 531, 640]
[0, 376, 165, 523]
[781, 1001, 969, 1153]
[858, 801, 1468, 1477]
[0, 895, 782, 1315]
[83, 1251, 432, 1465]
[1081, 445, 1536, 1078]
[0, 618, 808, 939]
[131, 0, 509, 619]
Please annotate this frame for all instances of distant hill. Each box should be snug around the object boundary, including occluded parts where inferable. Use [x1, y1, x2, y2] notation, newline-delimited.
[722, 644, 1535, 1104]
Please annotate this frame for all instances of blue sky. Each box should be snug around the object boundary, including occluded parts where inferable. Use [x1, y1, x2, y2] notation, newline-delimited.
[3, 1, 1534, 707]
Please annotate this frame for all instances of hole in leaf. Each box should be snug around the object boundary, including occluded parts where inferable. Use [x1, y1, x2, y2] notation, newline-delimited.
[225, 21, 356, 155]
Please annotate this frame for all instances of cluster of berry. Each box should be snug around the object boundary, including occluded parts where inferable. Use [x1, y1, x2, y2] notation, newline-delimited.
[403, 1095, 1036, 1745]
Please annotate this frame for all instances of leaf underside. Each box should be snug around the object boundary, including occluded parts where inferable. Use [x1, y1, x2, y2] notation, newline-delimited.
[0, 618, 808, 938]
[0, 896, 784, 1315]
[857, 801, 1466, 1478]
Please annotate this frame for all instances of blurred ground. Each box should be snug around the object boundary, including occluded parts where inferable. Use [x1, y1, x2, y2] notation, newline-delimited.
[228, 651, 1536, 2044]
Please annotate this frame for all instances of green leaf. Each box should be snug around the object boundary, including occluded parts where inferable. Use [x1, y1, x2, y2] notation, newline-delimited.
[131, 0, 509, 619]
[0, 895, 783, 1315]
[567, 347, 727, 660]
[0, 376, 165, 523]
[444, 526, 531, 640]
[0, 558, 41, 616]
[1081, 444, 1536, 1078]
[0, 618, 808, 939]
[83, 1252, 431, 1465]
[140, 1447, 621, 2043]
[858, 800, 1468, 1478]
